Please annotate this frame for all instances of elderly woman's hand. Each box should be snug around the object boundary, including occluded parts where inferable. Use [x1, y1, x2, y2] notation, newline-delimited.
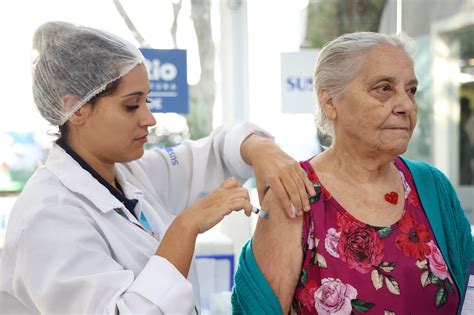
[241, 134, 316, 218]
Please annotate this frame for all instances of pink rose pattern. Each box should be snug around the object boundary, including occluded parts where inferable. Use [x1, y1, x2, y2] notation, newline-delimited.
[307, 221, 316, 250]
[426, 241, 450, 281]
[293, 158, 458, 314]
[315, 278, 358, 315]
[324, 228, 340, 258]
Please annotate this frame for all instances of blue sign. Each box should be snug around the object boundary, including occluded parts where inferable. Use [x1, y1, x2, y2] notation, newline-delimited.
[139, 49, 189, 114]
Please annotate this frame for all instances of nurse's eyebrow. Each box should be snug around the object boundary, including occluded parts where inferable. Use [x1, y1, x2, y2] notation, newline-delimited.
[121, 89, 152, 98]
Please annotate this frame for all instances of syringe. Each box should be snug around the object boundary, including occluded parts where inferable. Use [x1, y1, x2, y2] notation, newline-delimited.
[252, 206, 269, 219]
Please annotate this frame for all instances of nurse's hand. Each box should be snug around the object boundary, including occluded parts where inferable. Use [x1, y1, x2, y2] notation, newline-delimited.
[157, 178, 251, 277]
[182, 177, 252, 234]
[240, 134, 316, 219]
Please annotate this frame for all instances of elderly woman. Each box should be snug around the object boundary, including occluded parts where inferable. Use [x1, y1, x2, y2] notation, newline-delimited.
[232, 32, 474, 314]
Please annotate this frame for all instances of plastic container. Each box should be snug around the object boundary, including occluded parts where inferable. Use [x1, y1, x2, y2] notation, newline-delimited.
[195, 230, 234, 313]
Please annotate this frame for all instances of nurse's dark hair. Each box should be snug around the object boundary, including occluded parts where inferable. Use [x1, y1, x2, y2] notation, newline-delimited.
[58, 79, 120, 142]
[313, 32, 415, 137]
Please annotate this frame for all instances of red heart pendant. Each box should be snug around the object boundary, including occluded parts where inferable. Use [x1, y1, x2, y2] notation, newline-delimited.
[384, 191, 398, 205]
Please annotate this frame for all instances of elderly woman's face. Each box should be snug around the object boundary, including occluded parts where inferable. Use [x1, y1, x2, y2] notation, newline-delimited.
[333, 44, 418, 157]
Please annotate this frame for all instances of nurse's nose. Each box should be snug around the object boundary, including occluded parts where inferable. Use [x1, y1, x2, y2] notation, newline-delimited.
[141, 105, 157, 127]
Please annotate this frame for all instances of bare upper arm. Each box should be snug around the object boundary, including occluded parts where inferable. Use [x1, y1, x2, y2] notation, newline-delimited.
[252, 189, 303, 313]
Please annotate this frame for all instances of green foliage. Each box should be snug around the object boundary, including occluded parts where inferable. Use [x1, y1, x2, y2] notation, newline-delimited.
[300, 268, 308, 285]
[301, 0, 387, 49]
[186, 93, 213, 140]
[376, 227, 394, 239]
[351, 298, 375, 313]
[435, 286, 448, 308]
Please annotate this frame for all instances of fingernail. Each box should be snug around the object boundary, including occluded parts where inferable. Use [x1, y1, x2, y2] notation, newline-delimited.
[305, 205, 310, 211]
[290, 205, 296, 219]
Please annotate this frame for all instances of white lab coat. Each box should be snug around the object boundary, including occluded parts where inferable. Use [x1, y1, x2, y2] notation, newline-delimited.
[0, 123, 269, 314]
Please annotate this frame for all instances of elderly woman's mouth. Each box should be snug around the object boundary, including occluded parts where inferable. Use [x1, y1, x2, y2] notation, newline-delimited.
[384, 127, 409, 131]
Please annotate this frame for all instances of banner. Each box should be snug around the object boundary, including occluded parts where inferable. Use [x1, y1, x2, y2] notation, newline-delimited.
[140, 49, 189, 114]
[281, 50, 319, 113]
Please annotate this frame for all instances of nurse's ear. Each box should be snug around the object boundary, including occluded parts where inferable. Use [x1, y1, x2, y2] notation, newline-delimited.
[62, 94, 91, 126]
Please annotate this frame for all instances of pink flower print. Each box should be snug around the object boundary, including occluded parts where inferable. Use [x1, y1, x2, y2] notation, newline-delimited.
[400, 171, 411, 198]
[408, 191, 420, 208]
[325, 228, 340, 258]
[314, 278, 357, 315]
[337, 225, 384, 274]
[426, 240, 451, 281]
[308, 221, 316, 250]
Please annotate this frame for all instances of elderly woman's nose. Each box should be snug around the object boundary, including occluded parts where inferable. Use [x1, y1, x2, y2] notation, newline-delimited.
[394, 90, 416, 115]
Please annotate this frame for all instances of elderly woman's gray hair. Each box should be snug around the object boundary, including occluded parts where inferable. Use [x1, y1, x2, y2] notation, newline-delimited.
[313, 32, 415, 137]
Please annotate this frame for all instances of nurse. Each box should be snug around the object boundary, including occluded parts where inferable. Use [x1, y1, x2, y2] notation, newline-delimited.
[0, 21, 314, 314]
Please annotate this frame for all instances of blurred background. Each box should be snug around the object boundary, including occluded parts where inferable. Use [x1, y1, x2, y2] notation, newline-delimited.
[0, 0, 473, 313]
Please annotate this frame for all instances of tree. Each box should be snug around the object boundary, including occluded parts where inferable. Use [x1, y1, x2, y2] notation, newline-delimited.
[187, 0, 215, 139]
[301, 0, 386, 49]
[112, 0, 150, 47]
[114, 0, 216, 140]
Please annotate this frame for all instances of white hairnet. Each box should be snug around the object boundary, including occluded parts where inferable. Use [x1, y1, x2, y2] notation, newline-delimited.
[32, 21, 145, 126]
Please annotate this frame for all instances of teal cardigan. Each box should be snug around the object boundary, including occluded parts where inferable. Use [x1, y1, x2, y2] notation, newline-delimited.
[231, 157, 474, 314]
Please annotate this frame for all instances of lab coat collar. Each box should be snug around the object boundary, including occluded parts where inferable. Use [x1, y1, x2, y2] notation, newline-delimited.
[115, 168, 144, 202]
[46, 144, 144, 214]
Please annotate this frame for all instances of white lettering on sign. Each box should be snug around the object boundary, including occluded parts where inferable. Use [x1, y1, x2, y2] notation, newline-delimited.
[144, 59, 178, 81]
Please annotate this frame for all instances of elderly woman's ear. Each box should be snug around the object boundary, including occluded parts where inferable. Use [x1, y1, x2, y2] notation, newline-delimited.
[319, 88, 337, 121]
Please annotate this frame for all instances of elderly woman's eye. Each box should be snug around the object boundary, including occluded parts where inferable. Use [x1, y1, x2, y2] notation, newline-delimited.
[409, 87, 417, 95]
[375, 84, 391, 93]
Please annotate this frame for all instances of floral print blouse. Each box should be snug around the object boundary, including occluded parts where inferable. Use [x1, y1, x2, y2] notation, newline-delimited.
[293, 157, 459, 314]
